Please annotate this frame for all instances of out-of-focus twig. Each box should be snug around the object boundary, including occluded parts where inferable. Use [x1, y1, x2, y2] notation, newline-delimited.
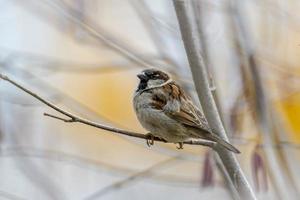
[84, 157, 178, 200]
[131, 0, 174, 65]
[2, 110, 67, 199]
[0, 146, 202, 186]
[0, 190, 27, 200]
[0, 50, 140, 74]
[41, 0, 156, 69]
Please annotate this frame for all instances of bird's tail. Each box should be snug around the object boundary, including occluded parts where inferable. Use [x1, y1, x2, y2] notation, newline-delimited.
[208, 134, 240, 154]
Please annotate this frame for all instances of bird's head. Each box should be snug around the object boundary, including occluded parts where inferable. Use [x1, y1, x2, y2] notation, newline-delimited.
[136, 69, 170, 92]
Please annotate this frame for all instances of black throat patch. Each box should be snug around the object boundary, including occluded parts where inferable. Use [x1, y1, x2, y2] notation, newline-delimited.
[137, 80, 148, 92]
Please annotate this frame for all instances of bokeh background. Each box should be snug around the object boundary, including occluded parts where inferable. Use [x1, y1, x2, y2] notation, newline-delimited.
[0, 0, 300, 199]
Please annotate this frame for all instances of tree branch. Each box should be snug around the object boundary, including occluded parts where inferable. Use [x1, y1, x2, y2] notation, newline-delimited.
[172, 0, 256, 199]
[0, 73, 215, 148]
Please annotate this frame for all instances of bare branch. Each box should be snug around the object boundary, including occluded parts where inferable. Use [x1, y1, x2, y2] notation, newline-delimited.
[0, 73, 215, 148]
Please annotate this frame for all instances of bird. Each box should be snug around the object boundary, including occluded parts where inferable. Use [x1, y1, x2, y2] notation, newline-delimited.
[133, 68, 240, 153]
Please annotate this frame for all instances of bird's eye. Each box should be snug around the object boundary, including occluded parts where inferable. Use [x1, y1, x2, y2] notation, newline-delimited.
[150, 73, 160, 79]
[145, 71, 153, 76]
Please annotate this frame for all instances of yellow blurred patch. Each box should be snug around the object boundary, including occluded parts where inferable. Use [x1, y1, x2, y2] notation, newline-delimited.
[58, 70, 145, 131]
[279, 93, 300, 143]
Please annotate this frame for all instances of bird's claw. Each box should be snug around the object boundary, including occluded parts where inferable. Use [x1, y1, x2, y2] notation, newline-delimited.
[176, 142, 184, 149]
[146, 133, 154, 147]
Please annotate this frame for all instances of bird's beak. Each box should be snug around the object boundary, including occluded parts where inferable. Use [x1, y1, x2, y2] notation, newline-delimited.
[137, 73, 148, 81]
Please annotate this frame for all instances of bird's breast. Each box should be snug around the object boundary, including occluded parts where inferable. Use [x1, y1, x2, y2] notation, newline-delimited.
[133, 92, 188, 142]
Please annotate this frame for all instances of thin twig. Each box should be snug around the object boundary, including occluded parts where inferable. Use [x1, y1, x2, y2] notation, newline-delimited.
[0, 73, 215, 148]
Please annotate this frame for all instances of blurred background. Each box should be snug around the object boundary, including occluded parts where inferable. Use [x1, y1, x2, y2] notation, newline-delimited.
[0, 0, 300, 199]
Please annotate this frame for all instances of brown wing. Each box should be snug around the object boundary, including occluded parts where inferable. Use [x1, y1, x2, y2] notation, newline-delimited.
[162, 83, 211, 132]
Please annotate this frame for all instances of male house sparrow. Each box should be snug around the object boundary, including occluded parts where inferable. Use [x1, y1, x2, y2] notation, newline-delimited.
[133, 69, 240, 153]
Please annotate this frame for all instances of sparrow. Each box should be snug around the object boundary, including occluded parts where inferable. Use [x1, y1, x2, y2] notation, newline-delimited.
[133, 68, 240, 153]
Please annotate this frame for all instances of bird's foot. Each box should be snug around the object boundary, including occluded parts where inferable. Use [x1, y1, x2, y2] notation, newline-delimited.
[176, 142, 184, 149]
[146, 133, 155, 147]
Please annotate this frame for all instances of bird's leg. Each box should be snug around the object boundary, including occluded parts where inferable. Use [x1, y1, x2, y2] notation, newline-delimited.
[176, 142, 184, 149]
[146, 133, 155, 147]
